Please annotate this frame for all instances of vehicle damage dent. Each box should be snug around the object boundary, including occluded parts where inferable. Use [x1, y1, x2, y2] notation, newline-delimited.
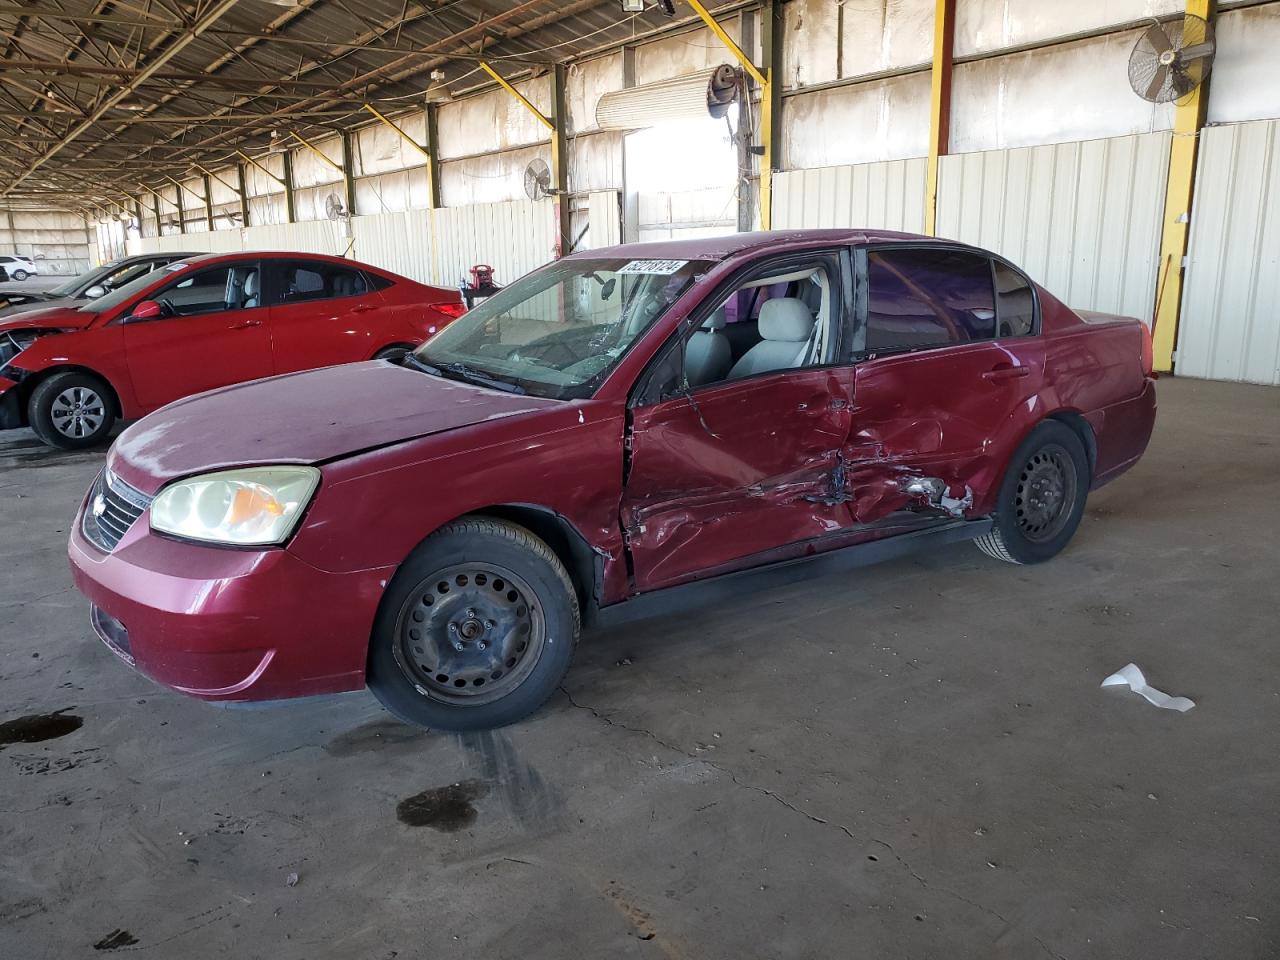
[899, 476, 974, 519]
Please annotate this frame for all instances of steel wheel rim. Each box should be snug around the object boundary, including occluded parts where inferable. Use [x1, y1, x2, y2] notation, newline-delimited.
[50, 386, 105, 438]
[1015, 443, 1078, 543]
[392, 562, 546, 705]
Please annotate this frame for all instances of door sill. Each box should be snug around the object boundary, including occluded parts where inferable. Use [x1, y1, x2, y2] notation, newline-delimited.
[587, 517, 993, 629]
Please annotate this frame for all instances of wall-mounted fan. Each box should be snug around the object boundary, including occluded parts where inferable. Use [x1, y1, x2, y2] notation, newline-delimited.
[523, 158, 558, 201]
[324, 192, 348, 221]
[1128, 15, 1215, 103]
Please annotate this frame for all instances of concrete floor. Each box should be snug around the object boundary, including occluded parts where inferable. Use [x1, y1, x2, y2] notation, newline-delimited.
[1, 376, 1277, 959]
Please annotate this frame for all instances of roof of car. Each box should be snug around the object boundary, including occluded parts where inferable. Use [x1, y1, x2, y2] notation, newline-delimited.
[574, 229, 966, 263]
[174, 250, 378, 268]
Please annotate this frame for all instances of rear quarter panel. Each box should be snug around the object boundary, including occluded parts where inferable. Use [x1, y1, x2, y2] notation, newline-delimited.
[1037, 289, 1155, 483]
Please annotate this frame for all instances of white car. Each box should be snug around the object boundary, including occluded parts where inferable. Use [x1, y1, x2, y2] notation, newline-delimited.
[0, 256, 38, 281]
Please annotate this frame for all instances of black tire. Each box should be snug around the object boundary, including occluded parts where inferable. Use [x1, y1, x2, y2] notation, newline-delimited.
[975, 420, 1090, 564]
[12, 269, 28, 281]
[367, 517, 580, 731]
[373, 345, 412, 363]
[28, 371, 117, 450]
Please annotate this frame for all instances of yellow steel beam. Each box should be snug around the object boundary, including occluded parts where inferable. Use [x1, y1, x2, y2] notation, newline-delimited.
[192, 162, 241, 198]
[924, 0, 956, 236]
[137, 181, 178, 211]
[362, 104, 433, 162]
[686, 0, 772, 228]
[1152, 0, 1214, 372]
[479, 61, 554, 131]
[288, 130, 345, 173]
[236, 149, 287, 188]
[165, 175, 207, 204]
[685, 0, 766, 87]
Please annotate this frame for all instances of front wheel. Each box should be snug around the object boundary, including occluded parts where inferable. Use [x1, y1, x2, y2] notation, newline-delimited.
[367, 518, 580, 731]
[11, 269, 28, 281]
[28, 372, 116, 449]
[975, 420, 1090, 564]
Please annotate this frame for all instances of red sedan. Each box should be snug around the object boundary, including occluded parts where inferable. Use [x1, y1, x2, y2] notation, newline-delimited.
[68, 230, 1156, 731]
[0, 251, 464, 448]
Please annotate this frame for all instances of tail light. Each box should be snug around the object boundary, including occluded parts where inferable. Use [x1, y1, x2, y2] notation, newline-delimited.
[1140, 322, 1154, 378]
[427, 300, 466, 320]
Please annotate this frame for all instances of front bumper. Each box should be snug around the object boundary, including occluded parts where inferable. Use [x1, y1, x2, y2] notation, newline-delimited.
[68, 491, 395, 702]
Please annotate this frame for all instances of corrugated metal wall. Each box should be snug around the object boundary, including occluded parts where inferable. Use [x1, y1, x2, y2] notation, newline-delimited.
[128, 199, 556, 291]
[772, 158, 928, 233]
[1176, 120, 1280, 385]
[936, 132, 1170, 319]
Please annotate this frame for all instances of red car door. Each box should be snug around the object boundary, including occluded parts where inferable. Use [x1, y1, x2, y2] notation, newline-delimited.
[121, 260, 273, 412]
[841, 247, 1047, 521]
[265, 259, 383, 373]
[621, 249, 856, 592]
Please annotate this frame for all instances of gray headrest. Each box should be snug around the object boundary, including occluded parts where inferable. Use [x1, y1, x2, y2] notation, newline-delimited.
[243, 271, 259, 296]
[759, 298, 814, 342]
[701, 307, 726, 331]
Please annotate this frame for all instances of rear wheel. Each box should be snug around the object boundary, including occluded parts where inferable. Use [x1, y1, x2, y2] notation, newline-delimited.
[975, 420, 1089, 564]
[367, 518, 579, 731]
[28, 372, 116, 450]
[11, 269, 28, 281]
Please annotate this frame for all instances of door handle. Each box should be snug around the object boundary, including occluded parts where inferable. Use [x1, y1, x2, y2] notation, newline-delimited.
[982, 364, 1030, 382]
[230, 318, 262, 330]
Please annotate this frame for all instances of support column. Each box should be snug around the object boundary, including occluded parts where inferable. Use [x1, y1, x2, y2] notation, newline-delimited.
[924, 0, 956, 237]
[281, 151, 297, 224]
[550, 62, 571, 256]
[237, 163, 251, 227]
[425, 103, 442, 209]
[202, 174, 215, 231]
[342, 131, 358, 218]
[1152, 0, 1215, 373]
[173, 181, 186, 234]
[761, 0, 783, 230]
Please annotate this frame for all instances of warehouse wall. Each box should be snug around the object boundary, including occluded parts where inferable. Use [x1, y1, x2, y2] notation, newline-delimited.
[1, 210, 92, 275]
[116, 0, 1280, 384]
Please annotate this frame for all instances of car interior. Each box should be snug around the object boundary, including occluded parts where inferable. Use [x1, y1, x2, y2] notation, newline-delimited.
[683, 264, 833, 388]
[152, 264, 261, 317]
[281, 264, 368, 303]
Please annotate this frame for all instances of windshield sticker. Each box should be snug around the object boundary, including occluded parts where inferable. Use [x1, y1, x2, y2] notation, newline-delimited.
[165, 261, 190, 272]
[617, 259, 688, 276]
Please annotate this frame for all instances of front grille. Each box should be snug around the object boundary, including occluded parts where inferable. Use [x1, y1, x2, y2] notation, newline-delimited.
[82, 469, 152, 552]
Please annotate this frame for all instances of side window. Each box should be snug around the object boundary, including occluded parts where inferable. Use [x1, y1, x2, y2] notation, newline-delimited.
[151, 264, 259, 317]
[993, 261, 1036, 337]
[864, 249, 996, 353]
[639, 254, 843, 403]
[280, 262, 369, 303]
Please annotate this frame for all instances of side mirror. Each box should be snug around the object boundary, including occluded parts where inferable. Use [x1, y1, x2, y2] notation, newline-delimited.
[84, 284, 107, 299]
[128, 300, 165, 322]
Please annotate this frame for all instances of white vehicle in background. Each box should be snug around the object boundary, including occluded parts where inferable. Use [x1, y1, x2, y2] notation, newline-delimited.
[0, 256, 38, 281]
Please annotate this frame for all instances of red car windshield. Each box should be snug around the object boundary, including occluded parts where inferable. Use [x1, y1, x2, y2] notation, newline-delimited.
[414, 256, 709, 400]
[78, 260, 193, 314]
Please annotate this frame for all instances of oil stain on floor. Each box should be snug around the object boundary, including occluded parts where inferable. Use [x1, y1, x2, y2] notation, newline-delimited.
[397, 779, 490, 831]
[0, 710, 83, 748]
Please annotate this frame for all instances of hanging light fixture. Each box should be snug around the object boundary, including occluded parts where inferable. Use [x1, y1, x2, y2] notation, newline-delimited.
[424, 69, 453, 104]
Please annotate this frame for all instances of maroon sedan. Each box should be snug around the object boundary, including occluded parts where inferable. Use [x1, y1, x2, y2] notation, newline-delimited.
[68, 230, 1156, 731]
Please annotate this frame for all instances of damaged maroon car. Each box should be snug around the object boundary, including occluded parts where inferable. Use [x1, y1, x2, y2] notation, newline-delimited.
[68, 230, 1156, 731]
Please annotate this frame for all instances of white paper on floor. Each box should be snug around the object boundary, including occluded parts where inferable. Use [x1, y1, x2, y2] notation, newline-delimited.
[1101, 663, 1195, 712]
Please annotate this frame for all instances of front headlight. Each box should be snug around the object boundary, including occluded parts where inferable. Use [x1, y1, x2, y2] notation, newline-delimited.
[150, 466, 321, 546]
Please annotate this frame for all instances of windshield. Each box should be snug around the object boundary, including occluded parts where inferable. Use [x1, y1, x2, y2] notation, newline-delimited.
[413, 256, 708, 399]
[78, 261, 190, 314]
[48, 262, 114, 298]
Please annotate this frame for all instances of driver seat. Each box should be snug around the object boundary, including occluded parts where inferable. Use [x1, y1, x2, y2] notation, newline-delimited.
[727, 298, 815, 378]
[242, 270, 260, 309]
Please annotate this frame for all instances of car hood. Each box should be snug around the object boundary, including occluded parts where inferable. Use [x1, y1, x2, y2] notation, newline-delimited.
[109, 360, 561, 492]
[0, 304, 93, 332]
